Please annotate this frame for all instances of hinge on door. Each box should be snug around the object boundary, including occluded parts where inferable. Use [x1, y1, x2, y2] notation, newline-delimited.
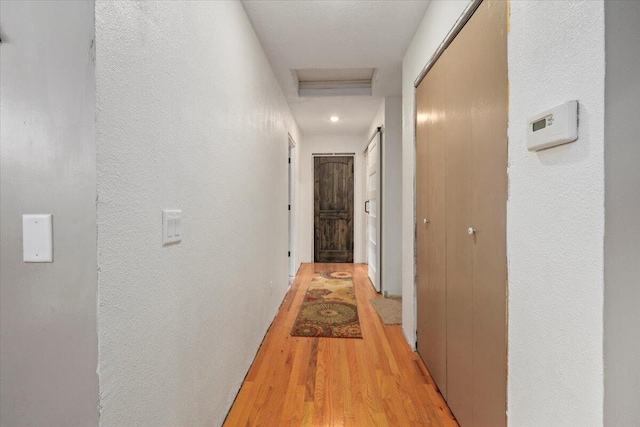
[288, 158, 291, 164]
[288, 204, 291, 211]
[288, 251, 291, 257]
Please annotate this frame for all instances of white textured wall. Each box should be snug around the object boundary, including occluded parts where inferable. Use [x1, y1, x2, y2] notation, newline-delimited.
[401, 0, 472, 348]
[0, 2, 99, 426]
[508, 2, 605, 425]
[382, 96, 403, 296]
[603, 1, 640, 425]
[298, 134, 367, 264]
[366, 100, 385, 147]
[95, 2, 301, 425]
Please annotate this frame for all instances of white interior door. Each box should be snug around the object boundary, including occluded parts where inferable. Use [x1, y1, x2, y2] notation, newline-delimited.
[366, 132, 382, 292]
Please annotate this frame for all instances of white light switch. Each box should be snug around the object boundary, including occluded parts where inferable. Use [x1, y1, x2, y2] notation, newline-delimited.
[162, 210, 182, 245]
[23, 214, 53, 262]
[167, 218, 175, 238]
[174, 218, 181, 236]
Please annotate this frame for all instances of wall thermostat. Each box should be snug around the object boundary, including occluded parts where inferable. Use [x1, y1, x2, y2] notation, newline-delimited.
[527, 100, 579, 151]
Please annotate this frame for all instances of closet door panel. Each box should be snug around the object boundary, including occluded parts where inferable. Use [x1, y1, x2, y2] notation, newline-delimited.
[416, 56, 449, 397]
[469, 1, 508, 425]
[425, 57, 449, 397]
[445, 38, 474, 427]
[416, 3, 508, 425]
[415, 69, 430, 375]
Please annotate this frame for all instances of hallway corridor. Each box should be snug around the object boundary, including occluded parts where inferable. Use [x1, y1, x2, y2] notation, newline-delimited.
[224, 263, 458, 426]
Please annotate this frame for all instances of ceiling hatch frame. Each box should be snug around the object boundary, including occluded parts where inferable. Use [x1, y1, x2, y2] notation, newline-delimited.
[294, 67, 376, 97]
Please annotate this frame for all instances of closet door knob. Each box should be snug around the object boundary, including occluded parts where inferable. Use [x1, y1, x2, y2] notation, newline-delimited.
[423, 218, 430, 224]
[467, 227, 476, 235]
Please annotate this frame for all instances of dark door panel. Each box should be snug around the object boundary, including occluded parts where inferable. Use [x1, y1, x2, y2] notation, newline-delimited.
[314, 157, 354, 263]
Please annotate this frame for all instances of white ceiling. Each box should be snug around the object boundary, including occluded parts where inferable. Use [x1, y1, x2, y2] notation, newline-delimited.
[242, 0, 431, 135]
[289, 95, 384, 135]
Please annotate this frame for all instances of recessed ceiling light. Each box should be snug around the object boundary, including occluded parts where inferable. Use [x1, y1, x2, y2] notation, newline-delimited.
[330, 116, 339, 122]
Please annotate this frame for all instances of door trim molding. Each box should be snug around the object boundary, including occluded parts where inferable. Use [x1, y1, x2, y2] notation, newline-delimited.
[414, 0, 484, 88]
[288, 135, 297, 277]
[312, 152, 355, 157]
[364, 128, 383, 293]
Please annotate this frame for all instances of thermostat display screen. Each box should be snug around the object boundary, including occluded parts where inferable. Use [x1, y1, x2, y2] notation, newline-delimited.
[532, 118, 547, 132]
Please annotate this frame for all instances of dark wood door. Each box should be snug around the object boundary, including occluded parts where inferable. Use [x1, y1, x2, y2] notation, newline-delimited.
[314, 156, 354, 263]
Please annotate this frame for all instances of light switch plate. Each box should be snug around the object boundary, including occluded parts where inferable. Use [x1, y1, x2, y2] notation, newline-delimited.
[162, 210, 182, 245]
[23, 214, 53, 262]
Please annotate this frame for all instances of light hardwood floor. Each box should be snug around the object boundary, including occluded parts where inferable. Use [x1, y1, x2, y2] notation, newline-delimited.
[223, 263, 458, 427]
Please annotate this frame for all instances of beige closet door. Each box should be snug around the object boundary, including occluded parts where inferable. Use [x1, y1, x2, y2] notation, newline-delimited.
[415, 1, 507, 426]
[446, 1, 508, 426]
[445, 35, 475, 425]
[446, 1, 508, 427]
[416, 56, 448, 398]
[468, 2, 508, 425]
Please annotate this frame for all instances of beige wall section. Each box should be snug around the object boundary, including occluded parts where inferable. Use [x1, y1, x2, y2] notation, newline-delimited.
[604, 1, 640, 424]
[298, 133, 367, 264]
[0, 1, 99, 426]
[95, 2, 302, 425]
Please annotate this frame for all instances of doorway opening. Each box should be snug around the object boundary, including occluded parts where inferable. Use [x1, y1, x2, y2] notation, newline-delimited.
[313, 155, 355, 263]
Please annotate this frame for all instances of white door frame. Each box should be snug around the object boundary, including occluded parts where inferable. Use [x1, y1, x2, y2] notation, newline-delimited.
[365, 127, 383, 292]
[288, 134, 297, 278]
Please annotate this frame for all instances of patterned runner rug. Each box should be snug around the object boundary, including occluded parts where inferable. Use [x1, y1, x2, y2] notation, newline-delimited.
[291, 271, 362, 338]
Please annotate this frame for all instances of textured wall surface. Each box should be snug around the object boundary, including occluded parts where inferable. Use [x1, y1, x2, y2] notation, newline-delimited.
[508, 1, 605, 425]
[0, 1, 99, 426]
[95, 2, 301, 425]
[298, 134, 367, 264]
[604, 1, 640, 425]
[381, 96, 403, 297]
[401, 0, 472, 348]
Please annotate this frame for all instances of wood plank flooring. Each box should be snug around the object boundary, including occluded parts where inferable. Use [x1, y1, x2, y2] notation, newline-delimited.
[223, 263, 458, 427]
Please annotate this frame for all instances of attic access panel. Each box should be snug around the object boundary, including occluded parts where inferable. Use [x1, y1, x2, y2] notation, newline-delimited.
[294, 68, 374, 96]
